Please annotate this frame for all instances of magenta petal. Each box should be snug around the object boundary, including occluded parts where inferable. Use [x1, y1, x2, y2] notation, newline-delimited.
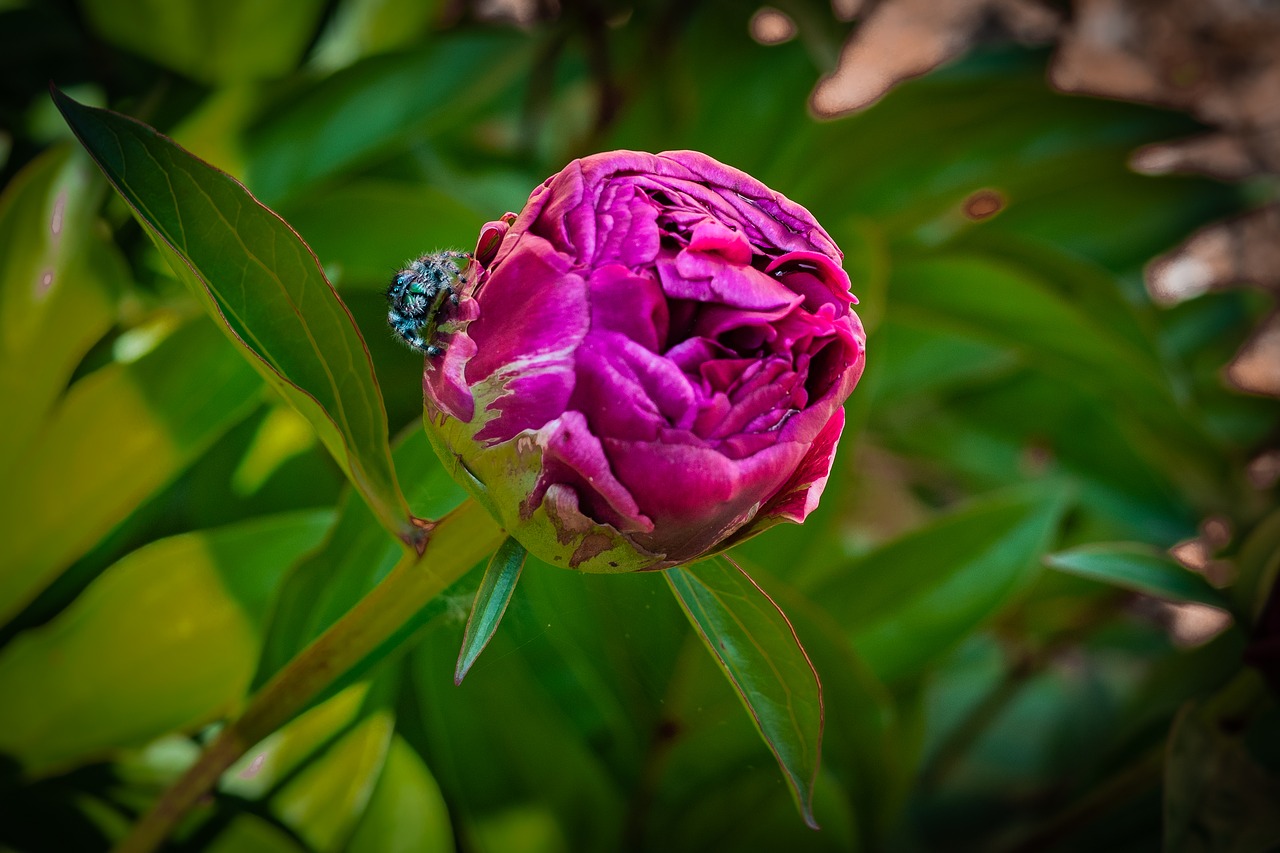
[531, 412, 653, 534]
[665, 337, 731, 372]
[593, 182, 661, 267]
[465, 235, 589, 385]
[572, 332, 698, 439]
[587, 265, 669, 351]
[671, 251, 799, 311]
[422, 299, 480, 423]
[475, 216, 514, 266]
[687, 220, 752, 264]
[766, 251, 856, 305]
[605, 436, 805, 560]
[755, 407, 845, 524]
[474, 361, 579, 444]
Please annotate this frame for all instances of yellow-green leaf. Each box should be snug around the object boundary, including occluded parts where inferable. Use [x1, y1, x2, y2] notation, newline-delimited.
[0, 511, 332, 775]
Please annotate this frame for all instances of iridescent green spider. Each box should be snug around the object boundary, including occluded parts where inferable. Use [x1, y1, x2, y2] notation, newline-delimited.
[386, 251, 470, 357]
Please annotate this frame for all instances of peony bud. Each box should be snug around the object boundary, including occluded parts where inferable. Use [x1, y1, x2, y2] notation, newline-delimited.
[421, 151, 865, 572]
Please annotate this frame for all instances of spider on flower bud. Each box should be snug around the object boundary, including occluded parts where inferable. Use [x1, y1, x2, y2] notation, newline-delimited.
[386, 251, 470, 356]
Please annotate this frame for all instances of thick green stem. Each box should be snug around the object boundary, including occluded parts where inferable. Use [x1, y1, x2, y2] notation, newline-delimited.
[114, 498, 502, 853]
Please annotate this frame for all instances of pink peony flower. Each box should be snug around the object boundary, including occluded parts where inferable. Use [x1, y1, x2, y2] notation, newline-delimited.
[423, 150, 865, 572]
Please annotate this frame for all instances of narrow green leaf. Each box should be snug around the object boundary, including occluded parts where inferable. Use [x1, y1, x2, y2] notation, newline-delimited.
[80, 0, 327, 85]
[52, 88, 418, 545]
[0, 319, 261, 622]
[1233, 509, 1280, 627]
[0, 511, 333, 776]
[1046, 543, 1231, 609]
[244, 32, 533, 205]
[665, 556, 824, 829]
[816, 487, 1069, 682]
[890, 255, 1174, 413]
[455, 537, 527, 685]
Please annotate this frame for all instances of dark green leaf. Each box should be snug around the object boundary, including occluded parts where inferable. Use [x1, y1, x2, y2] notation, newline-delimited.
[455, 536, 527, 685]
[310, 0, 448, 72]
[487, 559, 687, 786]
[816, 487, 1069, 682]
[53, 89, 418, 545]
[1046, 543, 1231, 608]
[405, 615, 625, 853]
[244, 33, 533, 205]
[281, 180, 484, 287]
[1165, 699, 1280, 853]
[890, 254, 1173, 412]
[1233, 509, 1280, 627]
[666, 556, 824, 829]
[79, 0, 327, 85]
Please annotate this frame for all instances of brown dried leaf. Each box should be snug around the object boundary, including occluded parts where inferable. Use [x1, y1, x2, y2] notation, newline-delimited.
[811, 0, 1059, 117]
[1146, 205, 1280, 304]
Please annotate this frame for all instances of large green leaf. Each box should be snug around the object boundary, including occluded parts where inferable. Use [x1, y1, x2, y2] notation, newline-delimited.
[492, 558, 688, 785]
[406, 614, 625, 853]
[765, 579, 906, 846]
[0, 145, 118, 478]
[666, 556, 824, 829]
[271, 711, 394, 852]
[876, 373, 1198, 542]
[243, 32, 533, 205]
[0, 319, 262, 622]
[1046, 543, 1231, 609]
[53, 89, 419, 545]
[816, 487, 1069, 682]
[280, 180, 484, 287]
[0, 511, 333, 775]
[346, 735, 454, 853]
[222, 683, 372, 801]
[80, 0, 327, 85]
[310, 0, 448, 72]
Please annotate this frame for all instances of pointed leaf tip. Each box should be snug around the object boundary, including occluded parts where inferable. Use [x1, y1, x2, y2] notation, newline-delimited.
[666, 555, 825, 829]
[455, 537, 527, 685]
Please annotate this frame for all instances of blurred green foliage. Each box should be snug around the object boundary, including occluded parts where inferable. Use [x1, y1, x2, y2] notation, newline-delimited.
[1, 0, 1277, 851]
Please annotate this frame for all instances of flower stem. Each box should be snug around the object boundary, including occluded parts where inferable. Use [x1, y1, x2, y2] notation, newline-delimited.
[113, 498, 502, 853]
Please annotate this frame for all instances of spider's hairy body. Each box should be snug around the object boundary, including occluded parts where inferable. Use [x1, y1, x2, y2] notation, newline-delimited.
[387, 251, 470, 357]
